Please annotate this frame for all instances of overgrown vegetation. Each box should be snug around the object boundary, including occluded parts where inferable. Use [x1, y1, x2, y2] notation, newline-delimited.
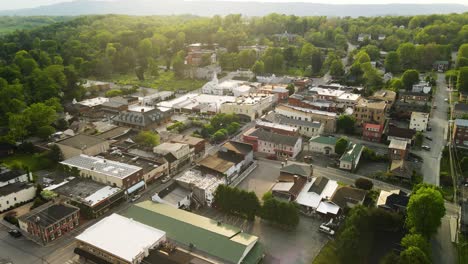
[213, 185, 260, 220]
[198, 113, 241, 142]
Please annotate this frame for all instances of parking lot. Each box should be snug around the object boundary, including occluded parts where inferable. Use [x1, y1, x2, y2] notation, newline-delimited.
[237, 159, 281, 198]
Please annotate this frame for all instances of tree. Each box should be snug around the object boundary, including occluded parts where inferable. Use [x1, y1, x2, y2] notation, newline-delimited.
[389, 78, 404, 91]
[414, 132, 423, 147]
[330, 59, 345, 78]
[135, 131, 160, 148]
[238, 49, 256, 69]
[384, 51, 401, 74]
[37, 125, 55, 140]
[397, 43, 417, 70]
[401, 234, 431, 257]
[337, 115, 355, 134]
[251, 60, 265, 75]
[7, 113, 31, 142]
[406, 186, 445, 238]
[402, 69, 420, 90]
[399, 246, 430, 264]
[355, 177, 373, 190]
[457, 67, 468, 92]
[335, 137, 349, 155]
[286, 84, 295, 96]
[172, 52, 186, 78]
[457, 43, 468, 68]
[363, 45, 380, 61]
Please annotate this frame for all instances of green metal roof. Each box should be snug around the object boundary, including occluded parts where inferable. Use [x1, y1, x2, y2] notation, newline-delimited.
[340, 143, 364, 163]
[309, 136, 338, 145]
[120, 201, 260, 264]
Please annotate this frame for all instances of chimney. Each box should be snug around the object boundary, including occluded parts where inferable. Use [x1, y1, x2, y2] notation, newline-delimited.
[141, 108, 145, 113]
[293, 175, 298, 183]
[310, 164, 314, 176]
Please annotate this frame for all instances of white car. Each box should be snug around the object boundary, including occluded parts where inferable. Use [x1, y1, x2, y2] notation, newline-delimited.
[444, 98, 448, 102]
[319, 224, 335, 236]
[161, 176, 171, 183]
[130, 194, 141, 202]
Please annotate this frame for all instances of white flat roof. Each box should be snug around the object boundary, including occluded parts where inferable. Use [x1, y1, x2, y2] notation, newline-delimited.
[296, 178, 338, 209]
[76, 214, 166, 262]
[61, 155, 142, 179]
[128, 105, 155, 113]
[77, 97, 109, 107]
[272, 182, 295, 192]
[316, 201, 340, 215]
[256, 121, 297, 132]
[84, 186, 122, 206]
[157, 93, 235, 112]
[389, 139, 407, 150]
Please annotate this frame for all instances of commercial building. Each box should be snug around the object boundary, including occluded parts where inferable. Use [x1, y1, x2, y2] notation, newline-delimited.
[273, 114, 324, 138]
[353, 99, 387, 127]
[308, 136, 338, 155]
[388, 139, 408, 160]
[275, 104, 337, 133]
[256, 120, 298, 136]
[257, 85, 289, 101]
[75, 213, 166, 264]
[0, 182, 36, 212]
[309, 87, 345, 101]
[386, 124, 416, 144]
[288, 94, 338, 112]
[220, 94, 276, 121]
[453, 119, 468, 149]
[152, 182, 192, 209]
[113, 107, 171, 130]
[336, 92, 361, 109]
[121, 201, 264, 264]
[19, 203, 80, 244]
[47, 178, 125, 218]
[409, 112, 429, 132]
[243, 128, 302, 158]
[362, 123, 384, 142]
[153, 143, 193, 175]
[60, 155, 144, 190]
[370, 90, 396, 109]
[176, 169, 224, 207]
[170, 134, 206, 157]
[339, 143, 364, 171]
[157, 93, 236, 114]
[55, 134, 110, 160]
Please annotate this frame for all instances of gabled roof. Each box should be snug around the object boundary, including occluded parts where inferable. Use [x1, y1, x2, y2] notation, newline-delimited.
[309, 136, 338, 145]
[387, 125, 416, 139]
[198, 155, 235, 174]
[331, 186, 366, 209]
[221, 141, 253, 155]
[280, 163, 313, 178]
[249, 128, 300, 147]
[56, 134, 107, 149]
[340, 143, 364, 163]
[308, 177, 329, 194]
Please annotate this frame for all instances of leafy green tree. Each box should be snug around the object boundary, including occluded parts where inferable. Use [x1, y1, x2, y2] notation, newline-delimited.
[23, 103, 58, 134]
[238, 49, 256, 69]
[402, 69, 420, 90]
[399, 246, 430, 264]
[37, 125, 56, 140]
[335, 137, 349, 155]
[457, 67, 468, 92]
[397, 42, 417, 70]
[286, 84, 295, 96]
[401, 234, 431, 257]
[172, 52, 186, 78]
[363, 45, 380, 61]
[389, 78, 404, 91]
[355, 178, 373, 190]
[406, 186, 445, 238]
[135, 131, 160, 148]
[457, 43, 468, 68]
[251, 60, 265, 75]
[384, 51, 401, 74]
[226, 122, 240, 135]
[7, 113, 31, 142]
[337, 115, 356, 134]
[414, 132, 423, 147]
[355, 50, 371, 64]
[330, 59, 345, 78]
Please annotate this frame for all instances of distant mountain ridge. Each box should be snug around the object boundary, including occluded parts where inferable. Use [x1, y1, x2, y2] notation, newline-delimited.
[0, 0, 467, 17]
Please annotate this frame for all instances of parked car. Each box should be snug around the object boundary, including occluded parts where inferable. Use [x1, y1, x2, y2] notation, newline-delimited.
[422, 145, 431, 151]
[425, 136, 432, 141]
[8, 229, 22, 238]
[432, 105, 437, 109]
[130, 194, 141, 202]
[318, 224, 335, 236]
[161, 176, 171, 183]
[444, 98, 448, 102]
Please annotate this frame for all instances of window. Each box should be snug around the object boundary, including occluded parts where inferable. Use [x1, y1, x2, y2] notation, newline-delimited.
[14, 197, 16, 201]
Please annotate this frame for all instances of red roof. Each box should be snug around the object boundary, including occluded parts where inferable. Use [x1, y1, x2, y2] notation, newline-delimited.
[364, 123, 383, 131]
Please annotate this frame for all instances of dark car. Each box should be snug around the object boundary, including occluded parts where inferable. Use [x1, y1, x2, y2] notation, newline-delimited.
[427, 126, 432, 131]
[8, 229, 22, 238]
[425, 136, 432, 141]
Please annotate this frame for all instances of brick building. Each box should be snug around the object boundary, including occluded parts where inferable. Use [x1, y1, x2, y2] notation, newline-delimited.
[362, 123, 384, 142]
[454, 119, 468, 149]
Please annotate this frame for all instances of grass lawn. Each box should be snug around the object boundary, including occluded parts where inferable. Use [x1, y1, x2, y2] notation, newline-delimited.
[1, 153, 53, 172]
[313, 241, 339, 264]
[105, 71, 205, 92]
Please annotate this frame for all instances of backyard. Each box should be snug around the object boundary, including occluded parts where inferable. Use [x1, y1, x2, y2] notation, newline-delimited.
[1, 152, 54, 172]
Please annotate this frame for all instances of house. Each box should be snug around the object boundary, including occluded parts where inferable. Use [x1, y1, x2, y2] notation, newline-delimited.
[280, 162, 313, 179]
[362, 123, 384, 142]
[243, 128, 302, 158]
[453, 103, 468, 119]
[220, 94, 276, 121]
[0, 167, 31, 188]
[60, 155, 144, 190]
[330, 186, 366, 210]
[357, 33, 371, 42]
[272, 162, 313, 201]
[75, 213, 166, 264]
[412, 81, 431, 94]
[339, 143, 364, 171]
[275, 104, 337, 133]
[389, 160, 411, 180]
[153, 143, 193, 175]
[378, 34, 386, 41]
[409, 112, 429, 131]
[388, 139, 408, 160]
[121, 201, 264, 264]
[152, 182, 191, 209]
[55, 134, 110, 160]
[113, 107, 171, 130]
[370, 90, 396, 109]
[377, 189, 409, 213]
[0, 182, 36, 212]
[273, 114, 324, 138]
[308, 136, 338, 155]
[19, 203, 80, 244]
[48, 178, 125, 218]
[398, 91, 431, 105]
[170, 134, 206, 157]
[386, 124, 416, 144]
[353, 99, 387, 127]
[453, 119, 468, 149]
[433, 60, 449, 72]
[295, 177, 339, 215]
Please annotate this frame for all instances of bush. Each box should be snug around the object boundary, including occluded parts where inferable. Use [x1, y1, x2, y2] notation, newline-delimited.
[4, 214, 19, 226]
[355, 177, 373, 190]
[105, 89, 123, 97]
[260, 196, 300, 229]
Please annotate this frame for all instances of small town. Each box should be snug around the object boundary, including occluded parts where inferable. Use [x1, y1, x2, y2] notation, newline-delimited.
[0, 2, 467, 264]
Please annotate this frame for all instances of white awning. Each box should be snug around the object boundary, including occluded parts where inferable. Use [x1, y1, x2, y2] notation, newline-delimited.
[126, 180, 145, 195]
[316, 201, 340, 215]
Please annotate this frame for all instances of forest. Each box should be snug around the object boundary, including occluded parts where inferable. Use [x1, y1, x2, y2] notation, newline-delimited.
[0, 13, 467, 143]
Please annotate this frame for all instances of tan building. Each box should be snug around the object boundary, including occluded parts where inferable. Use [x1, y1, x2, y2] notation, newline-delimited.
[275, 104, 337, 133]
[220, 94, 276, 121]
[55, 134, 110, 160]
[370, 89, 396, 109]
[353, 99, 387, 126]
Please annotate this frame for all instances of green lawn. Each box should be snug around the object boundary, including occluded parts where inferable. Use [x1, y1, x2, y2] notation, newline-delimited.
[105, 71, 205, 92]
[313, 241, 339, 264]
[1, 153, 53, 172]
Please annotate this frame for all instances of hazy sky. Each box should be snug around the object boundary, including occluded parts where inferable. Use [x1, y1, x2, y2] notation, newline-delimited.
[0, 0, 466, 11]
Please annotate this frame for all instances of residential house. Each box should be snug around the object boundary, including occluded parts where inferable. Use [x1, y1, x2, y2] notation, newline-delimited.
[272, 163, 313, 201]
[453, 103, 468, 119]
[353, 99, 387, 127]
[60, 155, 144, 191]
[308, 136, 338, 155]
[0, 183, 36, 212]
[331, 186, 367, 210]
[362, 123, 384, 142]
[398, 91, 431, 105]
[153, 143, 193, 175]
[386, 125, 416, 145]
[75, 213, 166, 264]
[0, 167, 31, 188]
[295, 177, 339, 215]
[243, 128, 302, 158]
[377, 189, 409, 213]
[339, 143, 364, 171]
[453, 119, 468, 149]
[113, 107, 171, 130]
[389, 160, 411, 180]
[388, 139, 408, 160]
[275, 104, 337, 133]
[409, 112, 429, 131]
[19, 203, 80, 244]
[220, 94, 276, 121]
[121, 202, 264, 264]
[55, 134, 110, 160]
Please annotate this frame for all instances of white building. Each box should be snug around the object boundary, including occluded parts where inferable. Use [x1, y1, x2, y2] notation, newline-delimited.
[201, 73, 245, 95]
[175, 169, 224, 206]
[409, 112, 429, 131]
[269, 115, 324, 138]
[75, 213, 166, 264]
[0, 167, 31, 188]
[0, 183, 36, 212]
[157, 93, 235, 114]
[220, 94, 276, 121]
[412, 81, 431, 94]
[339, 143, 364, 171]
[295, 177, 339, 215]
[275, 104, 337, 133]
[308, 136, 338, 155]
[337, 93, 361, 108]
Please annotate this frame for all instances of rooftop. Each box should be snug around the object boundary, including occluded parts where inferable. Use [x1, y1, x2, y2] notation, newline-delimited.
[96, 126, 131, 140]
[411, 111, 429, 119]
[387, 125, 416, 139]
[56, 134, 107, 149]
[0, 182, 34, 196]
[21, 203, 79, 227]
[337, 92, 361, 101]
[221, 141, 253, 156]
[296, 177, 338, 209]
[225, 94, 274, 105]
[76, 214, 166, 263]
[371, 89, 397, 101]
[121, 201, 259, 264]
[455, 119, 468, 127]
[77, 97, 109, 107]
[60, 154, 142, 179]
[198, 155, 235, 174]
[176, 170, 223, 194]
[356, 98, 386, 110]
[331, 186, 367, 209]
[280, 163, 313, 178]
[454, 103, 468, 112]
[0, 167, 26, 183]
[309, 135, 338, 145]
[157, 93, 235, 112]
[170, 134, 205, 146]
[309, 87, 345, 97]
[154, 142, 188, 155]
[389, 139, 408, 150]
[273, 114, 322, 128]
[256, 120, 297, 132]
[248, 128, 300, 147]
[114, 108, 166, 127]
[340, 143, 364, 163]
[276, 104, 337, 117]
[364, 123, 383, 131]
